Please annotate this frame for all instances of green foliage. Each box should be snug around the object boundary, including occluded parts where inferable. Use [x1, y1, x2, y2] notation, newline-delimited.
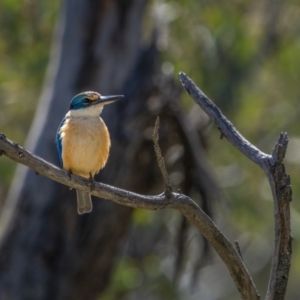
[102, 231, 180, 300]
[1, 0, 300, 298]
[132, 208, 156, 225]
[0, 0, 59, 200]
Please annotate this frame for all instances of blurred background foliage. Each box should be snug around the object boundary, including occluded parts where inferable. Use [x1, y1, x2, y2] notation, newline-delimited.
[0, 0, 59, 192]
[0, 0, 300, 299]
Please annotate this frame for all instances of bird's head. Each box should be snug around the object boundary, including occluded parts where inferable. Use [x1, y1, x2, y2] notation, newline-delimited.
[69, 91, 123, 117]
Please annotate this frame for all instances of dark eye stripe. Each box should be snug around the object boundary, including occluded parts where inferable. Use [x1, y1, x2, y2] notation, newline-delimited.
[83, 98, 92, 104]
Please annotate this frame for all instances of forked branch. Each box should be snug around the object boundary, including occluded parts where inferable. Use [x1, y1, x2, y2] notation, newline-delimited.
[179, 72, 292, 300]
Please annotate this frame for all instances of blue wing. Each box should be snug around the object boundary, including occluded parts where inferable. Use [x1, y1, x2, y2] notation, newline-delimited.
[56, 117, 67, 167]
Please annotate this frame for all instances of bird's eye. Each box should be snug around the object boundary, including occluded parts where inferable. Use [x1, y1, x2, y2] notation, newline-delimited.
[83, 98, 92, 104]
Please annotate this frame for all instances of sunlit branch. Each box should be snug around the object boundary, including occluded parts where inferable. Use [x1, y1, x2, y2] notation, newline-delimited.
[179, 72, 292, 300]
[0, 129, 259, 300]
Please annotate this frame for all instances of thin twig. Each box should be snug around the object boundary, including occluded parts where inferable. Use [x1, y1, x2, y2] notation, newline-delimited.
[235, 240, 243, 260]
[0, 133, 259, 300]
[152, 116, 173, 197]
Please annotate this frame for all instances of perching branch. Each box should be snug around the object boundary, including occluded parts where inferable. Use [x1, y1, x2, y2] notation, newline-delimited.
[0, 130, 259, 299]
[179, 72, 292, 300]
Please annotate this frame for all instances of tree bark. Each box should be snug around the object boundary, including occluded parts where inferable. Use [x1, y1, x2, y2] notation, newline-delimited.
[0, 1, 149, 299]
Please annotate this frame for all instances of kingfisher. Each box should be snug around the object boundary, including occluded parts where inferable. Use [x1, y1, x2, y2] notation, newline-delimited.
[56, 91, 123, 214]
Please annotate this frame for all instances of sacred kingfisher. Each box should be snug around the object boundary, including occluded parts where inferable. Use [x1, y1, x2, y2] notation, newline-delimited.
[56, 91, 123, 214]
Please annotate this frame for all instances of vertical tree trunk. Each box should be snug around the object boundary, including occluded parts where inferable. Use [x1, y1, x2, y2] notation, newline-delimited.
[0, 1, 152, 299]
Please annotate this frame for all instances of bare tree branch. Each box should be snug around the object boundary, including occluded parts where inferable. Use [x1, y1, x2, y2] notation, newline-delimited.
[152, 116, 173, 197]
[0, 130, 259, 300]
[235, 240, 243, 260]
[178, 73, 270, 168]
[265, 133, 292, 300]
[179, 72, 292, 300]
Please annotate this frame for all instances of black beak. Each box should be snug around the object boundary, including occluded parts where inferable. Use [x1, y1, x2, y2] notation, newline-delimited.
[91, 95, 124, 106]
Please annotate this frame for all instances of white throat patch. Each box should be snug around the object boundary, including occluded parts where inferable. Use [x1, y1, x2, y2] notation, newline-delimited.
[69, 105, 104, 118]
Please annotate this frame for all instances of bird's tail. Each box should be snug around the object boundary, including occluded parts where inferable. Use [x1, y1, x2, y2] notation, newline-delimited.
[76, 190, 93, 214]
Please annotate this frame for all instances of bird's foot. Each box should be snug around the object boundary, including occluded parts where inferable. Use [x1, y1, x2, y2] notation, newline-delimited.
[68, 170, 73, 190]
[89, 173, 95, 191]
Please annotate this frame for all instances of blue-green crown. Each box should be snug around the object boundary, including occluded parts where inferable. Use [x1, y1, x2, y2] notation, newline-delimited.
[69, 91, 124, 110]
